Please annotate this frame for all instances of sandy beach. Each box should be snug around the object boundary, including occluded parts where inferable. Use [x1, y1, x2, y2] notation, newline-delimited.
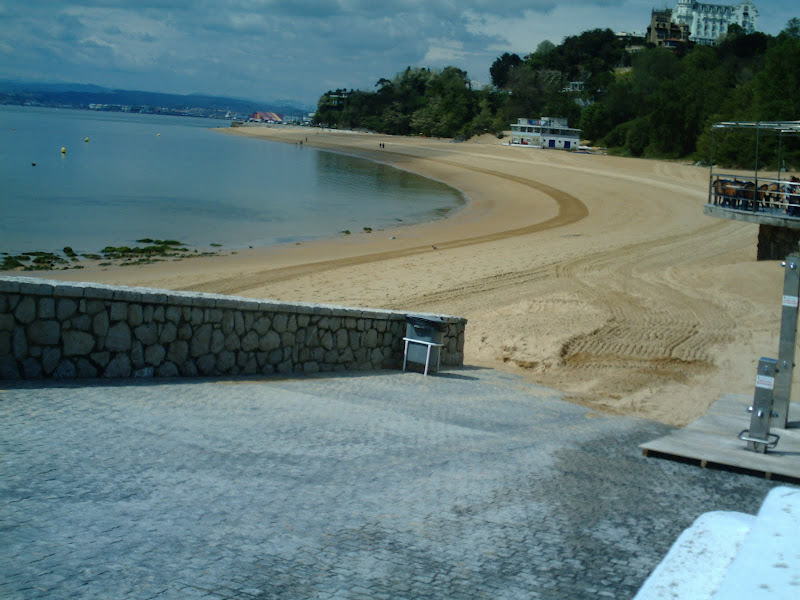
[33, 125, 794, 426]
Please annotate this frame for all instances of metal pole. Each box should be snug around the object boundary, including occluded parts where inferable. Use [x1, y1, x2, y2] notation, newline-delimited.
[773, 256, 800, 428]
[739, 357, 780, 453]
[754, 123, 760, 211]
[709, 127, 715, 205]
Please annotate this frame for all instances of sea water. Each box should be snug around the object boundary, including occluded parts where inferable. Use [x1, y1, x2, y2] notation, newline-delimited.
[0, 106, 463, 255]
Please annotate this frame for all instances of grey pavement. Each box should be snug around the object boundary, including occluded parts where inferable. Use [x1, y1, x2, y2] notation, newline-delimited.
[0, 367, 784, 599]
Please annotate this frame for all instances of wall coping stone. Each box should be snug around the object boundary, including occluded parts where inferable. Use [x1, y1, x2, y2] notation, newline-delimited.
[0, 276, 467, 324]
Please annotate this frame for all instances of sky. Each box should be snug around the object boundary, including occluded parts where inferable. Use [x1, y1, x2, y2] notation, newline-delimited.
[0, 1, 792, 107]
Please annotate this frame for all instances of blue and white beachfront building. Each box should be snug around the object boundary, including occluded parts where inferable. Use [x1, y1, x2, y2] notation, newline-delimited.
[509, 117, 582, 150]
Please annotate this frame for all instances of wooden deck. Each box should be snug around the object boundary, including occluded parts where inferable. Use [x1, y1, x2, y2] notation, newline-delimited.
[640, 394, 800, 483]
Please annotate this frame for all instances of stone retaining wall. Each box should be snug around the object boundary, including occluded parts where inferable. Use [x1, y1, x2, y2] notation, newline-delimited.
[0, 277, 466, 380]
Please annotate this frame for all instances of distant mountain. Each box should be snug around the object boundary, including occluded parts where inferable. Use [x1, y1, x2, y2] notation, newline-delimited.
[0, 80, 313, 117]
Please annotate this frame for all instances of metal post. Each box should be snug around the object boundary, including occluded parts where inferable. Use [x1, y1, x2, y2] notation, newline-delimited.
[754, 122, 760, 196]
[738, 357, 780, 453]
[773, 256, 800, 428]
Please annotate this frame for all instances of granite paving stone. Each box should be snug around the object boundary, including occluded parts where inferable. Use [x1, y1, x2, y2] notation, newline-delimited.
[0, 368, 783, 599]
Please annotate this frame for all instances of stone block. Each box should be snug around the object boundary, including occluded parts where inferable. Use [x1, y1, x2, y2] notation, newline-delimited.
[0, 279, 21, 293]
[234, 311, 245, 335]
[13, 327, 28, 360]
[224, 332, 241, 351]
[52, 284, 84, 298]
[0, 330, 10, 356]
[241, 331, 258, 352]
[244, 312, 254, 330]
[191, 323, 212, 357]
[191, 295, 216, 308]
[76, 359, 97, 378]
[221, 310, 234, 334]
[19, 281, 54, 296]
[57, 298, 79, 320]
[190, 307, 204, 326]
[0, 355, 19, 379]
[196, 353, 216, 375]
[0, 313, 14, 332]
[134, 322, 158, 345]
[131, 341, 144, 369]
[14, 297, 36, 324]
[205, 308, 222, 323]
[287, 315, 298, 333]
[319, 330, 334, 351]
[29, 345, 41, 358]
[128, 304, 144, 327]
[303, 361, 320, 374]
[145, 344, 166, 366]
[53, 359, 76, 379]
[159, 322, 177, 344]
[216, 350, 235, 372]
[0, 294, 6, 313]
[364, 329, 378, 348]
[210, 329, 225, 354]
[156, 361, 179, 377]
[27, 320, 60, 346]
[152, 306, 165, 322]
[272, 313, 288, 333]
[179, 360, 198, 377]
[113, 289, 141, 302]
[297, 314, 311, 328]
[22, 358, 43, 379]
[84, 299, 106, 315]
[165, 306, 181, 323]
[260, 330, 281, 352]
[71, 314, 91, 331]
[90, 351, 110, 368]
[83, 286, 113, 300]
[104, 354, 131, 378]
[178, 323, 192, 341]
[167, 340, 189, 365]
[242, 356, 257, 375]
[336, 329, 349, 350]
[39, 297, 55, 319]
[349, 330, 361, 350]
[268, 348, 283, 365]
[253, 316, 271, 335]
[277, 359, 293, 374]
[110, 302, 128, 321]
[93, 312, 110, 337]
[105, 322, 132, 352]
[281, 331, 295, 347]
[134, 367, 154, 378]
[143, 305, 154, 323]
[312, 347, 324, 362]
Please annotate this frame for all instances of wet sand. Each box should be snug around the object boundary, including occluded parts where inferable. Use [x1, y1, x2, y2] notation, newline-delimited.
[35, 125, 793, 426]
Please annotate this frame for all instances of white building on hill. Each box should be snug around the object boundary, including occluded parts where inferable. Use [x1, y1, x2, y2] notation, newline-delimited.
[509, 117, 581, 150]
[672, 0, 759, 45]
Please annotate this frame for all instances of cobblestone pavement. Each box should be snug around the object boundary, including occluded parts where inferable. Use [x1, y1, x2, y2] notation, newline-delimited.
[1, 368, 783, 599]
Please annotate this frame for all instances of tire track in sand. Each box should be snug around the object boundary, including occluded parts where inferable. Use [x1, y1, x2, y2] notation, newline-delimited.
[185, 162, 588, 295]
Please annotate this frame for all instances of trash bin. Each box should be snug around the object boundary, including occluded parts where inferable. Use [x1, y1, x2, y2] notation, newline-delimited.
[404, 315, 447, 371]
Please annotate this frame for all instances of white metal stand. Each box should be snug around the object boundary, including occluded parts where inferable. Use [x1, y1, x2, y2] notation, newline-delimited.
[402, 337, 444, 376]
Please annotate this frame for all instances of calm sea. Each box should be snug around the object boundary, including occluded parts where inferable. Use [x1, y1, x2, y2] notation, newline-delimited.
[0, 106, 463, 255]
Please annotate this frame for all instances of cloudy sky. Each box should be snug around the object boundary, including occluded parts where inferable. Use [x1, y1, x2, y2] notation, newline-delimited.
[0, 1, 791, 106]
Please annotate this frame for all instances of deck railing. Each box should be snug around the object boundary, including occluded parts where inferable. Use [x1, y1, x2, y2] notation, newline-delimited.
[709, 173, 800, 216]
